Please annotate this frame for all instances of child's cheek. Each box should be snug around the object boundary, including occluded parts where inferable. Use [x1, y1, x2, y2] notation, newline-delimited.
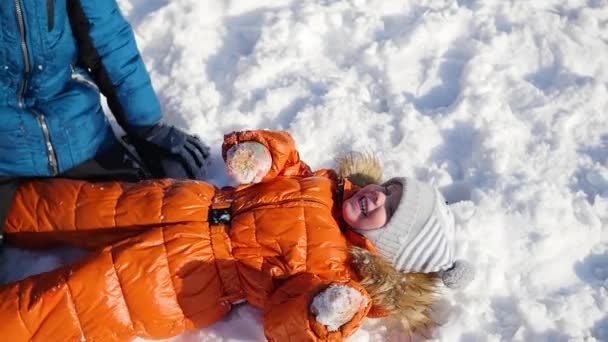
[341, 202, 356, 226]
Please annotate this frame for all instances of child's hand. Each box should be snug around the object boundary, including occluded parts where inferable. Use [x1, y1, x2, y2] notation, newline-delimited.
[310, 285, 369, 332]
[225, 142, 272, 184]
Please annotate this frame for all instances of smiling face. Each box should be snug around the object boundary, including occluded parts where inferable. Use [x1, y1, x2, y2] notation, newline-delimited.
[342, 182, 403, 230]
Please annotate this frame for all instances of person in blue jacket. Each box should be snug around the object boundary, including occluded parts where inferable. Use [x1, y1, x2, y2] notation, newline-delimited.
[0, 0, 209, 242]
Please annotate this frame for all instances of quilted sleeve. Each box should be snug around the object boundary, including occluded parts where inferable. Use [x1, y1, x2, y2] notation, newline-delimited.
[4, 178, 214, 249]
[222, 130, 313, 182]
[264, 273, 371, 342]
[68, 0, 161, 129]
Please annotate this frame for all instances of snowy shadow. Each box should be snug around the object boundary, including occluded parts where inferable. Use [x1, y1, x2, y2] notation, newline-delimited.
[494, 13, 513, 33]
[456, 0, 477, 10]
[125, 0, 169, 26]
[525, 62, 559, 93]
[489, 296, 522, 339]
[458, 333, 483, 342]
[432, 121, 480, 181]
[378, 13, 419, 41]
[159, 109, 191, 131]
[206, 8, 273, 106]
[546, 5, 584, 23]
[521, 330, 571, 342]
[440, 181, 473, 204]
[580, 134, 608, 165]
[524, 60, 594, 95]
[592, 315, 608, 341]
[572, 168, 608, 204]
[201, 152, 234, 188]
[404, 45, 469, 113]
[0, 246, 88, 284]
[274, 96, 309, 127]
[269, 81, 327, 129]
[574, 252, 608, 286]
[570, 135, 608, 203]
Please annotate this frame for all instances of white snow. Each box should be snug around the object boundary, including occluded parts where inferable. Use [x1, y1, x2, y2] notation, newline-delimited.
[2, 0, 608, 341]
[311, 285, 370, 332]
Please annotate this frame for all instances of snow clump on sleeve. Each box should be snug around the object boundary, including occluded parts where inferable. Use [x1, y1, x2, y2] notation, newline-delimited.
[310, 284, 369, 332]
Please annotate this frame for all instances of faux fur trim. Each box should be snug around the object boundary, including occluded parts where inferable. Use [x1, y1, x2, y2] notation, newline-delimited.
[350, 247, 439, 334]
[336, 152, 383, 187]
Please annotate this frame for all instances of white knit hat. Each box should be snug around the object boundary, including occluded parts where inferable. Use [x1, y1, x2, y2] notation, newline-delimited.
[357, 177, 474, 289]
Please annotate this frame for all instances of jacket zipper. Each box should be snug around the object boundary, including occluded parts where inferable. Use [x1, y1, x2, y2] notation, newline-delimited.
[232, 197, 331, 217]
[16, 0, 60, 175]
[15, 0, 30, 109]
[31, 109, 60, 175]
[47, 0, 55, 32]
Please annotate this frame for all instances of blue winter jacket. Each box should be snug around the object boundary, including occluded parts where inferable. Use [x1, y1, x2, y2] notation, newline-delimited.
[0, 0, 161, 176]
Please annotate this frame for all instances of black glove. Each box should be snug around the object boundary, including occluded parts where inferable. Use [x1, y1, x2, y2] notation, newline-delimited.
[129, 123, 210, 180]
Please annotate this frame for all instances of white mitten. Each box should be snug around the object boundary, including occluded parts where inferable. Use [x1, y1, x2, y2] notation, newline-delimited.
[225, 142, 272, 184]
[310, 285, 369, 332]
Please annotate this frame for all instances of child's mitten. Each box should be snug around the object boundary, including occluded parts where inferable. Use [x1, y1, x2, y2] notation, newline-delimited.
[310, 285, 369, 332]
[225, 142, 272, 184]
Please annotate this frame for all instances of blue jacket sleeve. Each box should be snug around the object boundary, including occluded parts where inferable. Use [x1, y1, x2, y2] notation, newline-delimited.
[68, 0, 161, 129]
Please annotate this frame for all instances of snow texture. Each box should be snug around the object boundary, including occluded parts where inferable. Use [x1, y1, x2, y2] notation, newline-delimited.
[1, 0, 608, 341]
[310, 285, 370, 332]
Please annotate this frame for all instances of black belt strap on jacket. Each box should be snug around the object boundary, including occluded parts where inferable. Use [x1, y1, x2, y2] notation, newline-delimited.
[209, 208, 232, 225]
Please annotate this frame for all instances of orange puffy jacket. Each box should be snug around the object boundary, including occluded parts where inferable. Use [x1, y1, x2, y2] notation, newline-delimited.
[0, 130, 380, 341]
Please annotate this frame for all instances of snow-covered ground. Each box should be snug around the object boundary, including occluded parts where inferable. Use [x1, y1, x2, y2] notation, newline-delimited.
[2, 0, 608, 341]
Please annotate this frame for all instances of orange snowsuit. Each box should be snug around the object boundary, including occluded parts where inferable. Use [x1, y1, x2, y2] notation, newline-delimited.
[0, 130, 380, 341]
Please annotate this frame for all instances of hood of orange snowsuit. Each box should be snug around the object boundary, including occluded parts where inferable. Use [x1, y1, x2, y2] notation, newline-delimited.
[0, 130, 381, 341]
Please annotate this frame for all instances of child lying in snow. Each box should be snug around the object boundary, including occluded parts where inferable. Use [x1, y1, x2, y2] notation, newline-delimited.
[0, 130, 474, 341]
